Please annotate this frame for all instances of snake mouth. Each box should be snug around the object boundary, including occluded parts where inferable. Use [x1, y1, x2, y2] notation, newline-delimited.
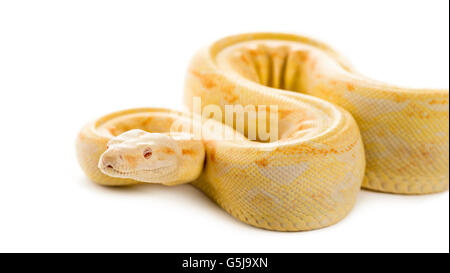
[100, 163, 178, 182]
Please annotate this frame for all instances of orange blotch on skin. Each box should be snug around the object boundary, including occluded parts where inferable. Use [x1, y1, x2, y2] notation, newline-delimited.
[329, 80, 338, 86]
[346, 83, 355, 91]
[260, 106, 294, 120]
[190, 69, 217, 89]
[219, 84, 239, 103]
[182, 149, 195, 156]
[239, 54, 251, 64]
[392, 94, 407, 103]
[278, 109, 294, 119]
[406, 104, 430, 119]
[248, 49, 258, 57]
[191, 69, 238, 102]
[298, 51, 309, 62]
[429, 99, 448, 105]
[142, 117, 153, 127]
[224, 93, 238, 103]
[315, 84, 335, 99]
[255, 158, 269, 167]
[162, 147, 175, 154]
[108, 127, 119, 136]
[124, 155, 137, 168]
[311, 193, 325, 200]
[208, 146, 216, 162]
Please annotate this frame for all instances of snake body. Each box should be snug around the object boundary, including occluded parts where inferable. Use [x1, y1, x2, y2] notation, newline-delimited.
[77, 33, 449, 231]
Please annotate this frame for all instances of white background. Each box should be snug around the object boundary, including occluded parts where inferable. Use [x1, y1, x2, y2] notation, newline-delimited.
[0, 0, 448, 253]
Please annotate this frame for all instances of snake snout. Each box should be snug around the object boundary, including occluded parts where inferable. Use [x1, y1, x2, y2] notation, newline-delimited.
[100, 154, 118, 170]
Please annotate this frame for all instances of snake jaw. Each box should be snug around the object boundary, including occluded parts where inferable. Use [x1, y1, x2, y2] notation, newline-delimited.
[99, 162, 179, 183]
[98, 129, 181, 183]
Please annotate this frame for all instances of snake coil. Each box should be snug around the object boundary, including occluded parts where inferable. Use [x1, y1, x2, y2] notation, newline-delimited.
[77, 33, 449, 231]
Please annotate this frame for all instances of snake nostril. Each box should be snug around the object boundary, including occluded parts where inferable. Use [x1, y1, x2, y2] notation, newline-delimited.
[106, 164, 113, 169]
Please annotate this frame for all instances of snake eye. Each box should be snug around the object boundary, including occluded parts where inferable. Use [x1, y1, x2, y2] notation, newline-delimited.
[143, 148, 152, 159]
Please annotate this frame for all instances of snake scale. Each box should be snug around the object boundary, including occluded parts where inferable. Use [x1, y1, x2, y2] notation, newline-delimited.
[76, 33, 449, 231]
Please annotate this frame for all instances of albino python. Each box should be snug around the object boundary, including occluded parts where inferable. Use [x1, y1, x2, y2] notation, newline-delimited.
[77, 33, 449, 231]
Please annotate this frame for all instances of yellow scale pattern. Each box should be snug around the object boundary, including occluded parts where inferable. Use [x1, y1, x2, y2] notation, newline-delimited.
[77, 33, 448, 231]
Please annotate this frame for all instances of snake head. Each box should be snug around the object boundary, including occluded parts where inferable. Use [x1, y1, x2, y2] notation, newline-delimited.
[98, 129, 181, 183]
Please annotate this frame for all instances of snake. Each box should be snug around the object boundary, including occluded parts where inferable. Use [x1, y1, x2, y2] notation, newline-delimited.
[76, 33, 449, 231]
